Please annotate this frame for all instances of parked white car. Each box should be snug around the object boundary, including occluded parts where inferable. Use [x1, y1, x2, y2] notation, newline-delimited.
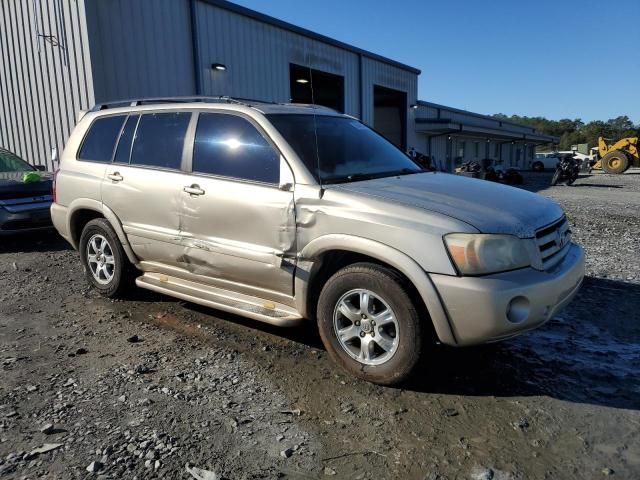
[531, 153, 561, 171]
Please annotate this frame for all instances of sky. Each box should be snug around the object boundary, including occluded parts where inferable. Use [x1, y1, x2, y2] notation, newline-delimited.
[234, 0, 640, 124]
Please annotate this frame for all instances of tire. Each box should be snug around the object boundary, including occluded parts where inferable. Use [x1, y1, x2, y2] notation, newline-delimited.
[551, 169, 561, 186]
[316, 262, 423, 385]
[532, 161, 544, 172]
[79, 218, 134, 298]
[601, 150, 629, 174]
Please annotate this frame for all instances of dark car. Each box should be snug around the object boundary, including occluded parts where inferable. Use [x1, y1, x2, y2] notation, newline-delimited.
[0, 148, 53, 235]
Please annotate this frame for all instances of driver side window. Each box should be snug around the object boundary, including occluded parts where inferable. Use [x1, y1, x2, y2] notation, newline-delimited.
[192, 113, 280, 184]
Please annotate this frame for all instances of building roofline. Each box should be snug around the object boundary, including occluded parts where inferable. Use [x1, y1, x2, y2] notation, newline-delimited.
[417, 100, 541, 132]
[201, 0, 421, 75]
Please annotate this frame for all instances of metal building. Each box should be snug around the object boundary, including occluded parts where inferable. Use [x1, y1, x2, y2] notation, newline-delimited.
[414, 101, 557, 172]
[1, 0, 420, 170]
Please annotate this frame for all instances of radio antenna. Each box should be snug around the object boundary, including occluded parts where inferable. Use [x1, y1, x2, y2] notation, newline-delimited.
[306, 47, 323, 192]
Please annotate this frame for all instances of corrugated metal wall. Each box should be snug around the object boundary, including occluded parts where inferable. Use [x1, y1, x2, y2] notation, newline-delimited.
[194, 0, 418, 145]
[84, 0, 196, 102]
[195, 1, 360, 115]
[1, 0, 420, 170]
[0, 0, 94, 170]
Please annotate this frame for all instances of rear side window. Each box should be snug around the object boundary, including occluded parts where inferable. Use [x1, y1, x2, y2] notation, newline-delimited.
[113, 115, 139, 164]
[130, 112, 191, 169]
[78, 115, 126, 162]
[192, 113, 279, 184]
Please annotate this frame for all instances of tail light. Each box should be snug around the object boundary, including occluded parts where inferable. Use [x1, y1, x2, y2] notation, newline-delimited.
[52, 169, 59, 203]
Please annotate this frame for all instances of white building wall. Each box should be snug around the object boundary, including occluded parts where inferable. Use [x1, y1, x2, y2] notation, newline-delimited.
[0, 0, 94, 170]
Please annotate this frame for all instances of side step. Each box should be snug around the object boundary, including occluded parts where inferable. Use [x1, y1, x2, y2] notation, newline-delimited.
[136, 273, 304, 327]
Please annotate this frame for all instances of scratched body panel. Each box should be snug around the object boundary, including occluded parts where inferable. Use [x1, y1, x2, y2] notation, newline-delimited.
[178, 174, 296, 296]
[101, 165, 186, 268]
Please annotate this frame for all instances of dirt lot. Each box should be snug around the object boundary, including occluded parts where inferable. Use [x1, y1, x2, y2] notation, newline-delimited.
[1, 170, 639, 479]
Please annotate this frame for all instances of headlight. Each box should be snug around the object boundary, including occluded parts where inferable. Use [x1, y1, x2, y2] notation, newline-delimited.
[444, 233, 531, 275]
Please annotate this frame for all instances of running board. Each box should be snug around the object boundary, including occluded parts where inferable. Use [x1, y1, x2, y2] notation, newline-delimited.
[136, 273, 304, 327]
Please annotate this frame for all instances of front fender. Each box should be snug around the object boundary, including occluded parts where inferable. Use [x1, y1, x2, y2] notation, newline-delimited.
[296, 234, 457, 345]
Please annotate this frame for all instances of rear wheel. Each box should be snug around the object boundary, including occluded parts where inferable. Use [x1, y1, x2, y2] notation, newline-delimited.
[79, 218, 134, 298]
[532, 161, 544, 172]
[317, 262, 424, 385]
[601, 150, 629, 174]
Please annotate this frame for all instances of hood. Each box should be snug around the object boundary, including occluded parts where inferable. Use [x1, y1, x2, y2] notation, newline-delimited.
[327, 172, 563, 238]
[0, 171, 53, 200]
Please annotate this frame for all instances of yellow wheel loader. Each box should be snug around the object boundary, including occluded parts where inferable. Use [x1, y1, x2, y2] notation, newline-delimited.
[593, 136, 639, 174]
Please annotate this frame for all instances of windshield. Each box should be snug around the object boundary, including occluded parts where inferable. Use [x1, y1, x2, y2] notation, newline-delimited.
[0, 149, 34, 173]
[267, 114, 422, 184]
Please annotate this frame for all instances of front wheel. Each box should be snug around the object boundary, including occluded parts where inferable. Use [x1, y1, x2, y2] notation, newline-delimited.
[551, 169, 561, 186]
[532, 161, 544, 172]
[317, 263, 424, 385]
[79, 218, 134, 298]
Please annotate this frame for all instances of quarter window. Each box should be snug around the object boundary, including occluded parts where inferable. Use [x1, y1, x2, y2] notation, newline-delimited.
[192, 113, 279, 184]
[78, 115, 126, 162]
[130, 112, 191, 169]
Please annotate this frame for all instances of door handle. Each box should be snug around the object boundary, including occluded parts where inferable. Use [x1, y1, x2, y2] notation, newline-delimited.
[184, 184, 205, 196]
[107, 172, 123, 182]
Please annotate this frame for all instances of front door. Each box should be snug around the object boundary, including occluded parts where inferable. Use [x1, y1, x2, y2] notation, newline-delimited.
[179, 111, 296, 299]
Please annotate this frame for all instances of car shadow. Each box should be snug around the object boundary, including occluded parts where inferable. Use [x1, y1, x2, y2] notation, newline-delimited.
[165, 275, 640, 411]
[0, 230, 71, 253]
[571, 183, 623, 188]
[403, 276, 640, 411]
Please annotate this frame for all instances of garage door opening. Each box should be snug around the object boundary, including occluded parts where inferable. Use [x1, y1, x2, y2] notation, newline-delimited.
[373, 85, 406, 150]
[290, 64, 344, 113]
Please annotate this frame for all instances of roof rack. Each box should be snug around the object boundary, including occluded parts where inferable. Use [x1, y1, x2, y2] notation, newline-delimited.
[90, 96, 277, 112]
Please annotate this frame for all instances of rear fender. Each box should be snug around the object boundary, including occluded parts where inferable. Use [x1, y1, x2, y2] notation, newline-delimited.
[67, 198, 139, 265]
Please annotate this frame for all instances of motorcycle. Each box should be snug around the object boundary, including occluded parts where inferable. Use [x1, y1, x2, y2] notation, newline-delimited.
[551, 155, 580, 186]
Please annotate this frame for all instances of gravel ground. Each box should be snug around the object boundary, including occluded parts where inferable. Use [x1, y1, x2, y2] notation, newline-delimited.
[1, 169, 639, 479]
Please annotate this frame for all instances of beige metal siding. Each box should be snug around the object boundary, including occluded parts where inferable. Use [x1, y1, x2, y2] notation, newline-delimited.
[84, 0, 196, 103]
[0, 0, 94, 170]
[194, 1, 360, 116]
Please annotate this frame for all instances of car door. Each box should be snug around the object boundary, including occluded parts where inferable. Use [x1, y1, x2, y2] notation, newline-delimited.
[178, 111, 296, 298]
[101, 111, 192, 267]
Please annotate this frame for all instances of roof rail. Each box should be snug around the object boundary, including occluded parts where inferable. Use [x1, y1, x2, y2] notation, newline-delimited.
[90, 96, 277, 112]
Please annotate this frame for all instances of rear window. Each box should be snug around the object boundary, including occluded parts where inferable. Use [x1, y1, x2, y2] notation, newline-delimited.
[78, 115, 126, 162]
[130, 112, 191, 170]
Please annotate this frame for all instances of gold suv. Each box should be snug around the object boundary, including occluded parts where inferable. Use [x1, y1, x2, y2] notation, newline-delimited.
[51, 97, 584, 385]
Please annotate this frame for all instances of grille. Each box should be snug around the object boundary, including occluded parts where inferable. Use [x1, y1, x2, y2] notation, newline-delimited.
[535, 216, 571, 270]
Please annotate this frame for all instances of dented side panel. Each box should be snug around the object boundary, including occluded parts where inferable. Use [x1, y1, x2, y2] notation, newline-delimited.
[101, 165, 186, 267]
[178, 175, 296, 296]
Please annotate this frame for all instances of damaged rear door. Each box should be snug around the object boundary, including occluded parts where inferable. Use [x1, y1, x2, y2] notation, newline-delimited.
[179, 111, 296, 298]
[102, 112, 192, 267]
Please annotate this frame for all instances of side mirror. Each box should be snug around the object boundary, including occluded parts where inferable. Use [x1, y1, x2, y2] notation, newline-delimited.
[34, 165, 46, 172]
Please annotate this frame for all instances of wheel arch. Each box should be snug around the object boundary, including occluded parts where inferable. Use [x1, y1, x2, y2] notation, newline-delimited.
[296, 234, 457, 345]
[67, 199, 139, 265]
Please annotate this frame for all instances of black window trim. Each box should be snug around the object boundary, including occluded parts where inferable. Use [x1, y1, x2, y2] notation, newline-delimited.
[186, 109, 286, 188]
[76, 113, 128, 164]
[112, 114, 141, 165]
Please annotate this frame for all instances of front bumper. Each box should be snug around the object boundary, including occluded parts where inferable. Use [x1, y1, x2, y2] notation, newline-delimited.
[430, 243, 585, 346]
[0, 204, 53, 235]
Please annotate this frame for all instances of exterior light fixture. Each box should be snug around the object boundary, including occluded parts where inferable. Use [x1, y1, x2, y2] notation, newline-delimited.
[296, 78, 309, 84]
[409, 104, 418, 109]
[212, 63, 227, 71]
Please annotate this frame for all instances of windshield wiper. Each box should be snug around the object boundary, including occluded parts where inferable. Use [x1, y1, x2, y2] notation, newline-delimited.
[323, 169, 422, 185]
[322, 172, 380, 184]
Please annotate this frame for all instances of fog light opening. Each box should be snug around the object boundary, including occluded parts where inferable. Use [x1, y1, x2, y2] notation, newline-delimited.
[506, 296, 530, 324]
